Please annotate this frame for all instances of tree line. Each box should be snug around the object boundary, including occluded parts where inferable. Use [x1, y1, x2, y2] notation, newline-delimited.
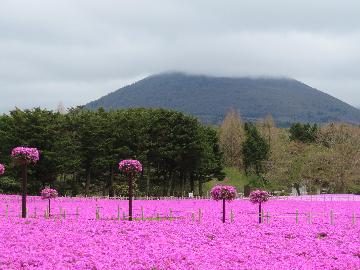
[219, 108, 360, 194]
[0, 107, 224, 197]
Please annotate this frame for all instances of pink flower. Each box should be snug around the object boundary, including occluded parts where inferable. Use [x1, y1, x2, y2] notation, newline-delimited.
[11, 147, 40, 164]
[118, 160, 142, 175]
[249, 190, 270, 204]
[210, 185, 237, 201]
[41, 187, 58, 199]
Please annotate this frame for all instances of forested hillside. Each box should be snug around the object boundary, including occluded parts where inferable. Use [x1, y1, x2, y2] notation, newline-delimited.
[86, 72, 360, 126]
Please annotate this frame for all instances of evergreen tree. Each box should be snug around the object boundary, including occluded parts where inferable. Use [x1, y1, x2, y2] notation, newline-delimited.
[242, 123, 270, 176]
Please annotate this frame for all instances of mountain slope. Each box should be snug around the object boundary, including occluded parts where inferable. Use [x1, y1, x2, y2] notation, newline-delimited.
[86, 72, 360, 126]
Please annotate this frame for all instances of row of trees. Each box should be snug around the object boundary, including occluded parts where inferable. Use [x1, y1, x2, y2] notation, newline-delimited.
[219, 108, 360, 194]
[0, 107, 224, 197]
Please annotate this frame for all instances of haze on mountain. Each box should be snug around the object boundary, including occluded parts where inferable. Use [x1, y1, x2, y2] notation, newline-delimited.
[86, 72, 360, 126]
[1, 1, 360, 113]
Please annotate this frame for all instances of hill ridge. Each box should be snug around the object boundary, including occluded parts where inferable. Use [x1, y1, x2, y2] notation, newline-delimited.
[86, 72, 360, 126]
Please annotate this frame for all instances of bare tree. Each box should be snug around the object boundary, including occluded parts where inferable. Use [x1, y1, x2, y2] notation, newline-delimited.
[219, 108, 245, 169]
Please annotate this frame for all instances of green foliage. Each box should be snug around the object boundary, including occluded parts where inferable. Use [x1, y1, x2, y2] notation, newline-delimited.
[242, 123, 270, 175]
[0, 177, 20, 194]
[289, 123, 318, 143]
[203, 167, 257, 194]
[0, 107, 224, 197]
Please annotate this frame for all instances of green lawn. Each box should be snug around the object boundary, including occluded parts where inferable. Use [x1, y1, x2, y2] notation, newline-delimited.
[203, 167, 253, 195]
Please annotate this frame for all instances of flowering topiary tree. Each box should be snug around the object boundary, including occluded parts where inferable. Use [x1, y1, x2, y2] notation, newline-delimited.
[249, 190, 270, 223]
[118, 159, 142, 221]
[11, 147, 40, 218]
[41, 187, 58, 216]
[210, 185, 237, 223]
[0, 164, 5, 175]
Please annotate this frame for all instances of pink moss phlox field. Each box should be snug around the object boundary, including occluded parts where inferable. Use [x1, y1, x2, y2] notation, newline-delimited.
[250, 189, 271, 204]
[0, 164, 5, 175]
[11, 147, 40, 164]
[118, 159, 142, 175]
[40, 188, 58, 200]
[210, 185, 237, 201]
[0, 194, 360, 269]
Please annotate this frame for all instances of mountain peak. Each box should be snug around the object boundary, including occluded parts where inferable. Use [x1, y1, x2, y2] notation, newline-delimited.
[86, 73, 360, 126]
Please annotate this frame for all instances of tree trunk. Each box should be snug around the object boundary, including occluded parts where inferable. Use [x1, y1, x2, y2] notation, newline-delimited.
[259, 202, 262, 224]
[167, 171, 173, 197]
[128, 174, 133, 221]
[48, 198, 51, 216]
[21, 164, 28, 218]
[222, 198, 226, 223]
[294, 183, 301, 196]
[198, 179, 203, 197]
[85, 167, 91, 197]
[190, 174, 195, 194]
[146, 165, 150, 196]
[109, 165, 115, 197]
[179, 172, 184, 197]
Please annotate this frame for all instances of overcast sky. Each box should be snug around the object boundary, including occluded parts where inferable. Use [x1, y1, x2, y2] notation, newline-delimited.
[1, 0, 359, 113]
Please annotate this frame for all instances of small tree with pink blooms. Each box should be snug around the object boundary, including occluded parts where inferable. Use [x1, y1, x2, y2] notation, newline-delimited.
[41, 187, 58, 216]
[210, 185, 237, 223]
[249, 190, 270, 223]
[118, 159, 142, 221]
[11, 147, 40, 218]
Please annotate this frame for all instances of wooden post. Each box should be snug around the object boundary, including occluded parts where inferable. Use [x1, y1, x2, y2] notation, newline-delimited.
[76, 207, 79, 220]
[141, 206, 144, 221]
[48, 198, 51, 216]
[198, 208, 202, 223]
[5, 204, 8, 219]
[117, 206, 120, 220]
[34, 207, 37, 218]
[169, 208, 172, 221]
[230, 209, 234, 223]
[191, 212, 195, 222]
[352, 212, 356, 225]
[330, 210, 334, 225]
[21, 163, 28, 218]
[296, 209, 298, 224]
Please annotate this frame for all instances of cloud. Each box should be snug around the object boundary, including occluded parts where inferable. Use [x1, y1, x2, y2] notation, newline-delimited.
[0, 0, 359, 112]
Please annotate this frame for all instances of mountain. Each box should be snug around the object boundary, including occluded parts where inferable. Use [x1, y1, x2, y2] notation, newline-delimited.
[86, 72, 360, 126]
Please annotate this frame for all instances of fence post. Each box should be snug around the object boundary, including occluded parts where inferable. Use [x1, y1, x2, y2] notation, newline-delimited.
[296, 209, 298, 224]
[352, 212, 356, 225]
[330, 210, 334, 225]
[141, 206, 144, 221]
